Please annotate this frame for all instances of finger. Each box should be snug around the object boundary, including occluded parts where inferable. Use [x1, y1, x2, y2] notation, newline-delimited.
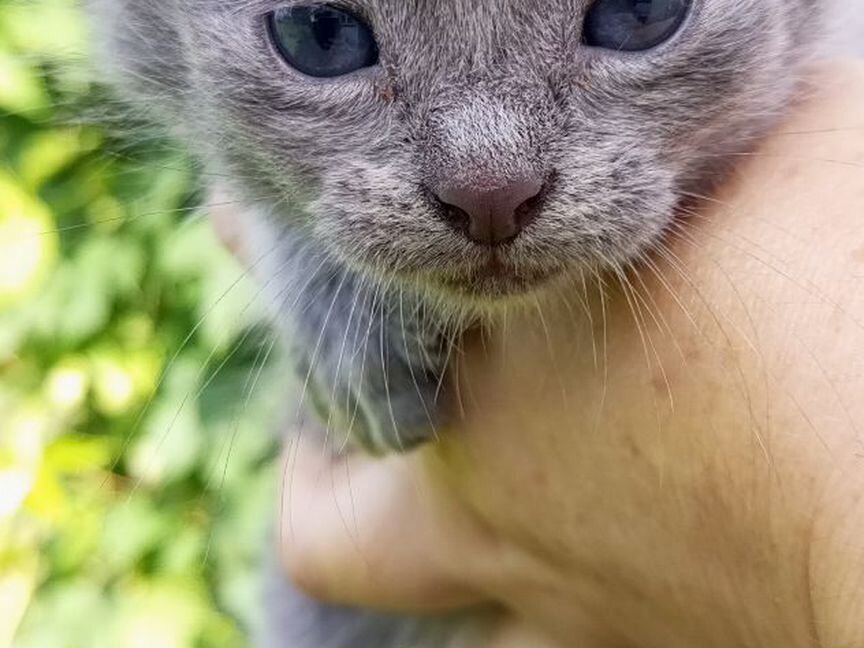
[278, 431, 487, 613]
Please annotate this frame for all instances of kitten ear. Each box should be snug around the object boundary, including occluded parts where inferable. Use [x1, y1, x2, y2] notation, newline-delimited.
[85, 0, 189, 121]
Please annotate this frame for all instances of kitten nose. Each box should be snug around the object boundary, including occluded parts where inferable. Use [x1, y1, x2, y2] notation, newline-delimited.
[435, 178, 544, 246]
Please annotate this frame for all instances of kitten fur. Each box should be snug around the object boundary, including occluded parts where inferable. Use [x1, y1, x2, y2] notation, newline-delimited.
[87, 1, 861, 646]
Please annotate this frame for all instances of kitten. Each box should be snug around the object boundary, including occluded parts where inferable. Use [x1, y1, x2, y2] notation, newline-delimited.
[88, 0, 861, 646]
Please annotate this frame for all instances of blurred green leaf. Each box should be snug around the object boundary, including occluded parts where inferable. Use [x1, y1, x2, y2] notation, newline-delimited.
[100, 495, 173, 574]
[114, 579, 210, 648]
[13, 579, 111, 648]
[0, 0, 86, 59]
[0, 169, 58, 305]
[1, 2, 282, 647]
[0, 51, 49, 117]
[19, 128, 94, 189]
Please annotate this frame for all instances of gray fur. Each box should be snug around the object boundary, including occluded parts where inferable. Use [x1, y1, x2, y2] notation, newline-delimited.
[86, 1, 860, 646]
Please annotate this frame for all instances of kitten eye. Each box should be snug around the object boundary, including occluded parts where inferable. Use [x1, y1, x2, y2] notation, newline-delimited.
[268, 5, 379, 78]
[583, 0, 691, 51]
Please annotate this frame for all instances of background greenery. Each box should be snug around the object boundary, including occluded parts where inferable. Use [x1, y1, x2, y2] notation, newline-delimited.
[0, 1, 284, 646]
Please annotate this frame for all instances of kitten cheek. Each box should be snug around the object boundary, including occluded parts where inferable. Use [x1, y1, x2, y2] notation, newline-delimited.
[304, 193, 469, 276]
[314, 214, 462, 275]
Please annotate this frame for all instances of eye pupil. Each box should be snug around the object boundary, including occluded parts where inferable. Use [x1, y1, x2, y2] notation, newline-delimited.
[583, 0, 691, 52]
[311, 12, 339, 50]
[269, 5, 379, 78]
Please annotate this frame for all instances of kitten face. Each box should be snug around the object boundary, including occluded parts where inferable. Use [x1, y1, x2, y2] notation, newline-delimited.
[97, 0, 825, 303]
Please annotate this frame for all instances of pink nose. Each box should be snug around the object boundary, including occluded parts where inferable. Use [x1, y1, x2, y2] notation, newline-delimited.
[435, 178, 544, 246]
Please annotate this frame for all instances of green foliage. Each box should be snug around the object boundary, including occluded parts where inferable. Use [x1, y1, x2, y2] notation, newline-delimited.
[0, 2, 284, 646]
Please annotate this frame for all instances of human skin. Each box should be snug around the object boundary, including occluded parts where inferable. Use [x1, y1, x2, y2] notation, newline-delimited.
[214, 61, 864, 647]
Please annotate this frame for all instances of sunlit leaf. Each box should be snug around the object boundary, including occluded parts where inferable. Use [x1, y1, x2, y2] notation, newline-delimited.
[0, 170, 58, 305]
[92, 354, 137, 417]
[12, 579, 111, 648]
[43, 434, 112, 474]
[130, 356, 205, 485]
[18, 128, 92, 189]
[100, 496, 172, 573]
[0, 3, 281, 646]
[24, 464, 68, 522]
[0, 0, 86, 59]
[44, 358, 89, 412]
[0, 402, 48, 519]
[0, 51, 49, 117]
[0, 551, 38, 647]
[115, 579, 209, 648]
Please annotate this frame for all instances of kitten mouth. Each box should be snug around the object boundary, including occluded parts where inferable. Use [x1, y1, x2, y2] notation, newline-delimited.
[434, 257, 559, 299]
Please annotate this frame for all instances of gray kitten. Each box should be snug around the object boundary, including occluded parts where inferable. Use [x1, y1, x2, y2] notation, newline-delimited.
[88, 0, 861, 646]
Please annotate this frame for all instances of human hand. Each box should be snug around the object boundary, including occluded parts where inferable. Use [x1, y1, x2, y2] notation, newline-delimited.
[217, 61, 864, 647]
